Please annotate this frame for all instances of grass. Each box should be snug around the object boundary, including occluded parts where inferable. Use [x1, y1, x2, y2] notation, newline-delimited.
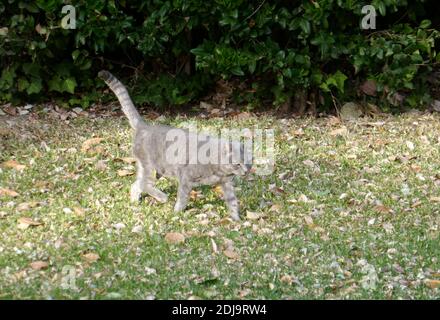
[1, 109, 440, 299]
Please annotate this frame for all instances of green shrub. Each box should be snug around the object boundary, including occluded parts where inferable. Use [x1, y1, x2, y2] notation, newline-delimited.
[0, 0, 438, 111]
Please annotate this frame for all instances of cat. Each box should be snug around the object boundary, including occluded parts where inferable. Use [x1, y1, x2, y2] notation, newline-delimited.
[98, 70, 252, 221]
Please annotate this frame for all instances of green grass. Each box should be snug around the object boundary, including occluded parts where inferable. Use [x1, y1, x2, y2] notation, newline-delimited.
[1, 111, 440, 299]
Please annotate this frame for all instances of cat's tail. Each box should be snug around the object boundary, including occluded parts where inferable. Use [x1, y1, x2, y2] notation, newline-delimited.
[98, 70, 142, 130]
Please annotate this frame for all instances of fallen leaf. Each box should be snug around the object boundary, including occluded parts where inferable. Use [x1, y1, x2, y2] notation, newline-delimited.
[96, 160, 107, 171]
[30, 261, 49, 270]
[269, 204, 281, 213]
[223, 249, 239, 259]
[73, 207, 85, 217]
[425, 279, 440, 289]
[246, 211, 261, 220]
[0, 188, 19, 197]
[374, 205, 392, 214]
[213, 185, 223, 197]
[81, 138, 104, 153]
[17, 217, 43, 229]
[1, 160, 26, 170]
[360, 80, 377, 96]
[218, 218, 233, 225]
[330, 127, 348, 136]
[280, 275, 293, 285]
[117, 169, 134, 177]
[82, 252, 100, 263]
[114, 157, 136, 164]
[113, 223, 126, 230]
[165, 232, 185, 244]
[304, 215, 315, 228]
[131, 225, 143, 233]
[211, 238, 218, 254]
[239, 289, 251, 298]
[429, 196, 440, 203]
[17, 202, 40, 211]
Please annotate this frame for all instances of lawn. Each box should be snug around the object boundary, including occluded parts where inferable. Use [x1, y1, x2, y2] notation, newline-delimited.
[1, 109, 440, 299]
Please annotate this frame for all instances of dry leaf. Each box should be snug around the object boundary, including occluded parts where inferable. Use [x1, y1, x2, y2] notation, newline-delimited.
[73, 207, 85, 217]
[304, 215, 315, 228]
[223, 249, 239, 259]
[218, 218, 233, 225]
[82, 252, 100, 263]
[165, 232, 185, 244]
[429, 196, 440, 203]
[17, 217, 43, 229]
[0, 188, 19, 197]
[360, 80, 377, 96]
[114, 157, 136, 164]
[280, 275, 293, 285]
[330, 127, 348, 136]
[81, 138, 104, 153]
[269, 204, 281, 213]
[213, 185, 223, 197]
[246, 211, 261, 220]
[425, 279, 440, 289]
[1, 160, 26, 170]
[117, 169, 134, 177]
[30, 261, 49, 270]
[211, 238, 218, 253]
[374, 205, 392, 214]
[17, 202, 40, 211]
[190, 190, 200, 200]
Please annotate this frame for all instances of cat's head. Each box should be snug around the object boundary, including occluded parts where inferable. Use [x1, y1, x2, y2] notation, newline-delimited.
[220, 141, 253, 176]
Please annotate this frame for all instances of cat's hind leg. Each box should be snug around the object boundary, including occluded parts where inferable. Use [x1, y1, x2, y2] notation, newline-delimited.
[221, 181, 240, 221]
[174, 178, 192, 212]
[130, 162, 168, 203]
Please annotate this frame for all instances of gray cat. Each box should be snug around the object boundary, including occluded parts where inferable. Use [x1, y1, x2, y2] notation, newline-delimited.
[98, 70, 252, 221]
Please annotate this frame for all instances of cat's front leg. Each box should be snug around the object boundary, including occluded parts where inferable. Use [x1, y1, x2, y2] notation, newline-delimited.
[174, 182, 192, 212]
[221, 181, 240, 221]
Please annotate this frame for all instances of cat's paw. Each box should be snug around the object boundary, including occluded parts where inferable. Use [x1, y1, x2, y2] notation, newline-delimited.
[154, 193, 168, 203]
[173, 202, 186, 212]
[130, 193, 141, 203]
[230, 213, 241, 221]
[130, 186, 142, 203]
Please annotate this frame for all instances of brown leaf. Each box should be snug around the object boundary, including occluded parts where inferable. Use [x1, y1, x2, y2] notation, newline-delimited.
[114, 157, 136, 164]
[73, 207, 86, 217]
[269, 204, 282, 213]
[330, 127, 348, 136]
[374, 205, 392, 214]
[360, 80, 377, 96]
[17, 202, 40, 212]
[2, 105, 17, 116]
[165, 232, 185, 244]
[0, 188, 19, 197]
[304, 215, 315, 228]
[280, 275, 293, 285]
[429, 196, 440, 203]
[425, 279, 440, 289]
[213, 185, 223, 197]
[117, 169, 134, 177]
[81, 137, 104, 153]
[223, 249, 239, 259]
[218, 218, 233, 225]
[1, 160, 26, 170]
[82, 252, 100, 263]
[246, 211, 261, 220]
[30, 261, 49, 270]
[17, 217, 43, 230]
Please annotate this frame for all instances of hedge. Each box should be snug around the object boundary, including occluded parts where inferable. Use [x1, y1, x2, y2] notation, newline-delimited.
[0, 0, 439, 112]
